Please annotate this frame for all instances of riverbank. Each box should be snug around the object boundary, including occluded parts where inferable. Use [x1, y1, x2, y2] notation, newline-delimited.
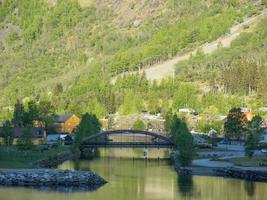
[0, 146, 74, 168]
[172, 152, 267, 182]
[175, 166, 267, 181]
[0, 169, 107, 189]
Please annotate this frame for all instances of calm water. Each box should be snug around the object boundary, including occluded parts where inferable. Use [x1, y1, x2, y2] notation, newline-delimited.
[0, 158, 267, 200]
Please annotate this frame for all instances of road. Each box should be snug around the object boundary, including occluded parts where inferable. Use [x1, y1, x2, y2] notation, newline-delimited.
[112, 8, 267, 82]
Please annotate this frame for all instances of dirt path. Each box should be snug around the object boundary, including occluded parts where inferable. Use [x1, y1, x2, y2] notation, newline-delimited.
[112, 8, 267, 82]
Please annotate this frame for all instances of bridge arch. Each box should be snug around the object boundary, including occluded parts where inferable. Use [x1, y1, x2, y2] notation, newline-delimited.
[80, 129, 175, 149]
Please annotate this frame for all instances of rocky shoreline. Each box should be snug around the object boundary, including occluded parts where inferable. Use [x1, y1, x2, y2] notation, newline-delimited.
[215, 168, 267, 182]
[0, 169, 107, 189]
[171, 153, 267, 182]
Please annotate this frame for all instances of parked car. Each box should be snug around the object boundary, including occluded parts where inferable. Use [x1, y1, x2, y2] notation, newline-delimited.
[261, 148, 267, 154]
[219, 139, 229, 145]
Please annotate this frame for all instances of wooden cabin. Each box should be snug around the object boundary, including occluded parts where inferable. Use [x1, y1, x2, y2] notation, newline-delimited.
[54, 114, 80, 133]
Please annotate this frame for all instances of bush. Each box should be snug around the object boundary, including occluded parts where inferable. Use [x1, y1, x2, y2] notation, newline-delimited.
[132, 119, 145, 130]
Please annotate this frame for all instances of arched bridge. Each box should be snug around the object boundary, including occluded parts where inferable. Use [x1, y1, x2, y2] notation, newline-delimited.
[80, 130, 175, 151]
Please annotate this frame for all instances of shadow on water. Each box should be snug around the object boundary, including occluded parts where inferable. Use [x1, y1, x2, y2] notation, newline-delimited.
[0, 184, 104, 193]
[177, 175, 194, 197]
[244, 181, 255, 197]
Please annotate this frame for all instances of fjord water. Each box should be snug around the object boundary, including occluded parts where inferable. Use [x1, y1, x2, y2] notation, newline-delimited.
[1, 158, 267, 200]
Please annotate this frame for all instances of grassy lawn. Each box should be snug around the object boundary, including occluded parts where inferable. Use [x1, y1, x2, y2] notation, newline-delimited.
[227, 156, 267, 167]
[0, 145, 71, 169]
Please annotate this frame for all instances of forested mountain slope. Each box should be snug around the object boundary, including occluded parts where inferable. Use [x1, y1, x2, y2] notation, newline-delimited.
[0, 0, 266, 120]
[176, 15, 267, 104]
[112, 7, 267, 81]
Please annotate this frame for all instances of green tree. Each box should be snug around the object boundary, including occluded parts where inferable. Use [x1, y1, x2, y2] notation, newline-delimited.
[132, 119, 145, 130]
[164, 110, 173, 132]
[244, 115, 263, 157]
[171, 115, 193, 166]
[38, 100, 56, 128]
[224, 108, 247, 139]
[12, 100, 25, 127]
[245, 133, 257, 158]
[2, 120, 14, 146]
[17, 126, 34, 150]
[247, 115, 263, 136]
[23, 100, 40, 126]
[73, 113, 101, 150]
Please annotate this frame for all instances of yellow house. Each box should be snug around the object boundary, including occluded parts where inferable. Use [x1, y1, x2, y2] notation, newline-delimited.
[54, 114, 80, 133]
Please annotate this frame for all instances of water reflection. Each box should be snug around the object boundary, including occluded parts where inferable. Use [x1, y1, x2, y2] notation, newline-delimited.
[1, 158, 267, 200]
[244, 181, 255, 197]
[177, 175, 194, 197]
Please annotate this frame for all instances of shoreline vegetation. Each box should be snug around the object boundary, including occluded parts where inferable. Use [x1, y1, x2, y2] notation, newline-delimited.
[0, 146, 77, 169]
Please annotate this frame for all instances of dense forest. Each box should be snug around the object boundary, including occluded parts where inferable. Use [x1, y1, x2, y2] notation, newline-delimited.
[0, 0, 267, 121]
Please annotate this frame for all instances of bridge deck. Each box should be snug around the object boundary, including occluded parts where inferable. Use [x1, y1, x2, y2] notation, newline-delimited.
[80, 142, 175, 149]
[80, 130, 175, 150]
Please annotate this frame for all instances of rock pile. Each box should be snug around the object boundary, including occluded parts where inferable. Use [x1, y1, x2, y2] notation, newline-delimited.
[0, 169, 107, 189]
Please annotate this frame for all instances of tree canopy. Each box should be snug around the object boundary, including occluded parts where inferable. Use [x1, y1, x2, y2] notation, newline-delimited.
[224, 108, 248, 139]
[73, 113, 102, 150]
[170, 115, 193, 166]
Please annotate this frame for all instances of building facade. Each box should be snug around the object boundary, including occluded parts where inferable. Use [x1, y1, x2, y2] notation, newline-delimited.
[54, 114, 80, 133]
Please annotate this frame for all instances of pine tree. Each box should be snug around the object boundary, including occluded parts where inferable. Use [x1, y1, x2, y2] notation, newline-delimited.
[25, 100, 40, 126]
[171, 115, 193, 166]
[245, 115, 263, 157]
[12, 100, 25, 127]
[2, 120, 14, 146]
[73, 113, 101, 150]
[245, 133, 257, 158]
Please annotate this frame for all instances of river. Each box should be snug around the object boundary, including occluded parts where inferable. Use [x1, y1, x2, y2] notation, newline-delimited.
[0, 158, 267, 200]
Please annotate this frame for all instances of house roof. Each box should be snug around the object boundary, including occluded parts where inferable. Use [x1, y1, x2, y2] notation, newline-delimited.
[0, 127, 46, 138]
[54, 114, 73, 123]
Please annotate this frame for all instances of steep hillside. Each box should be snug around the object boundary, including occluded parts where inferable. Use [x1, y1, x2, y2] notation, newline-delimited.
[176, 15, 267, 104]
[112, 8, 267, 81]
[0, 0, 266, 120]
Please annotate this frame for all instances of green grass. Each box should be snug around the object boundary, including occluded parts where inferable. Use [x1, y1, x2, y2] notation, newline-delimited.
[0, 145, 71, 168]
